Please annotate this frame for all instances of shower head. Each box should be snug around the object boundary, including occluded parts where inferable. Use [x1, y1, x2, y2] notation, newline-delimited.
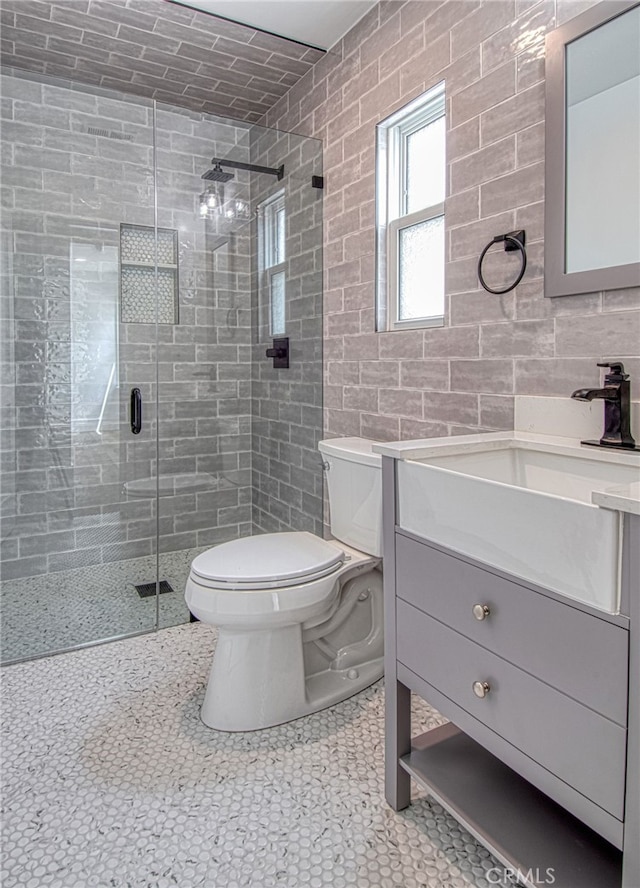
[202, 162, 235, 183]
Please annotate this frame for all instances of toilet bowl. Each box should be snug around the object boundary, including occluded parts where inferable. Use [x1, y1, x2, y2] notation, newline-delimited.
[185, 437, 384, 732]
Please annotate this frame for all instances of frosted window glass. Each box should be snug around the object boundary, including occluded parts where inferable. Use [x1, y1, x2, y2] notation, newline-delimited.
[276, 207, 285, 264]
[270, 271, 286, 335]
[398, 215, 444, 320]
[406, 116, 446, 214]
[262, 194, 285, 269]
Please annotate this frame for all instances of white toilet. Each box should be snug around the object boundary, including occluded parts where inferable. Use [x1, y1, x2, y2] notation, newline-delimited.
[185, 437, 383, 731]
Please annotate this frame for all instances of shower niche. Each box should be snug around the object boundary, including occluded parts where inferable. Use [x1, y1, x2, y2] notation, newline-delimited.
[119, 224, 179, 325]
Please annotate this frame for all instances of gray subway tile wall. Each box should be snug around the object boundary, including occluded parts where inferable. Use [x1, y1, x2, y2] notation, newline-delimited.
[2, 0, 639, 580]
[260, 0, 639, 442]
[0, 73, 254, 579]
[155, 106, 254, 561]
[1, 64, 325, 583]
[249, 124, 324, 536]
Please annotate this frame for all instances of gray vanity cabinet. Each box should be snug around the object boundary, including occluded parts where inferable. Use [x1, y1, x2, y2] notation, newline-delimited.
[382, 456, 640, 888]
[395, 532, 629, 726]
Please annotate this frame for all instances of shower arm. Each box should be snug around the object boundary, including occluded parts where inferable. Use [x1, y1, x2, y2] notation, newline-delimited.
[209, 158, 284, 180]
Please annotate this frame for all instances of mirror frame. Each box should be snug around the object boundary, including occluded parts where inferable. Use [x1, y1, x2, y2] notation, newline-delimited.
[544, 0, 640, 297]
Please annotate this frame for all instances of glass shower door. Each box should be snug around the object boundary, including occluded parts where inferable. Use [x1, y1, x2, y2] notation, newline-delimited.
[153, 104, 257, 632]
[0, 70, 161, 663]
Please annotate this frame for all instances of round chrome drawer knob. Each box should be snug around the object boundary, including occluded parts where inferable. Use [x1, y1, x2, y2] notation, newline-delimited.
[472, 604, 490, 621]
[472, 681, 491, 699]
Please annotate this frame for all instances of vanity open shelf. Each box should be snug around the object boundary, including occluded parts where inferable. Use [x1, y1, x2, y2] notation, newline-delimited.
[402, 725, 621, 888]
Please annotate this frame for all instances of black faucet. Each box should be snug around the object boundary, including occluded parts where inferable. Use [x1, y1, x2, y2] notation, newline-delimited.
[571, 361, 637, 450]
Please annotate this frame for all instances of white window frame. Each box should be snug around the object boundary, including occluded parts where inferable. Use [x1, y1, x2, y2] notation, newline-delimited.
[376, 81, 446, 331]
[257, 189, 286, 337]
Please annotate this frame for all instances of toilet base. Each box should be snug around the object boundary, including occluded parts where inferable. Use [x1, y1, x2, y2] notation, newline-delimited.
[304, 657, 384, 716]
[199, 569, 384, 732]
[200, 644, 384, 733]
[200, 622, 307, 732]
[201, 646, 383, 732]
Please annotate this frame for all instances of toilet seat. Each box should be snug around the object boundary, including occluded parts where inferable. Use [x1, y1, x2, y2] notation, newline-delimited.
[191, 531, 345, 590]
[185, 535, 375, 628]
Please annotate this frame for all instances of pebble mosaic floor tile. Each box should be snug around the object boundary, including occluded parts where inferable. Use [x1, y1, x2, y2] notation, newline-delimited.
[0, 548, 206, 663]
[1, 623, 505, 888]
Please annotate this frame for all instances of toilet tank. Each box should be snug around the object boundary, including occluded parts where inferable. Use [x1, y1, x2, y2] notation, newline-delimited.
[318, 437, 382, 557]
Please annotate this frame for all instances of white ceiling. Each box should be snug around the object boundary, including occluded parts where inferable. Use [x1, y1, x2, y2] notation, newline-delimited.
[171, 0, 378, 50]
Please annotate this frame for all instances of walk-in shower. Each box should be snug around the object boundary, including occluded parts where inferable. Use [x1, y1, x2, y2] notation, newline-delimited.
[0, 67, 323, 664]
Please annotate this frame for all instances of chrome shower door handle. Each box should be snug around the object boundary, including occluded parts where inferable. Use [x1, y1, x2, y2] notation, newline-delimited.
[130, 387, 142, 435]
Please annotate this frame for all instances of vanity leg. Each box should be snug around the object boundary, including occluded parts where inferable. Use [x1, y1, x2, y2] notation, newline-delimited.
[622, 516, 639, 887]
[382, 455, 412, 810]
[385, 679, 411, 810]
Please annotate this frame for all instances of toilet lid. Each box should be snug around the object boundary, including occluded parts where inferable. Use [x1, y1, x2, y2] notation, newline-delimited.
[191, 532, 345, 589]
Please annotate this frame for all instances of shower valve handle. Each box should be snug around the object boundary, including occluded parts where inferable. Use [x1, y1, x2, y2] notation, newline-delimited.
[265, 337, 289, 369]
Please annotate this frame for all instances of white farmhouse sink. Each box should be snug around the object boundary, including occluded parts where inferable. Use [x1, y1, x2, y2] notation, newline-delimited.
[397, 440, 639, 614]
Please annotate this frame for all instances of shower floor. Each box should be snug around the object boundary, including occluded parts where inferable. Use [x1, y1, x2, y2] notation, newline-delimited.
[0, 546, 206, 664]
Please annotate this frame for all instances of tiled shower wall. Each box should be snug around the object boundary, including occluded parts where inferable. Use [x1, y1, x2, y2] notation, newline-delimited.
[262, 0, 640, 441]
[156, 104, 254, 554]
[249, 126, 324, 536]
[0, 72, 254, 579]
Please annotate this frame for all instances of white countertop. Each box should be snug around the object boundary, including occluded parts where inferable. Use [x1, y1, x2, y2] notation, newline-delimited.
[592, 482, 640, 516]
[372, 431, 640, 515]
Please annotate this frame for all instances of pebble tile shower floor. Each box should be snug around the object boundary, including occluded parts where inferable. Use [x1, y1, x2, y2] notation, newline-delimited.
[1, 623, 504, 888]
[0, 548, 205, 662]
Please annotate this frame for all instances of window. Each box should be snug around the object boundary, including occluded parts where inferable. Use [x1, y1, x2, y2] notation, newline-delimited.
[258, 190, 286, 336]
[376, 82, 446, 330]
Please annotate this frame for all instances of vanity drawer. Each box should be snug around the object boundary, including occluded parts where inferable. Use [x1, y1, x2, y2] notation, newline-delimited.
[395, 533, 628, 726]
[396, 600, 627, 819]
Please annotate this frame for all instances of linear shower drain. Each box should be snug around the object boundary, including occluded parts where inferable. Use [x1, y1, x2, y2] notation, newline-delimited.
[135, 580, 174, 598]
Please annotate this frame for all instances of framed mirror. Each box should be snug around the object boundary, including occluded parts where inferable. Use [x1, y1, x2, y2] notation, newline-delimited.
[545, 1, 640, 297]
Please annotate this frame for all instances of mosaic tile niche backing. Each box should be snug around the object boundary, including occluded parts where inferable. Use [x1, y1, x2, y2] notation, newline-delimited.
[120, 224, 179, 324]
